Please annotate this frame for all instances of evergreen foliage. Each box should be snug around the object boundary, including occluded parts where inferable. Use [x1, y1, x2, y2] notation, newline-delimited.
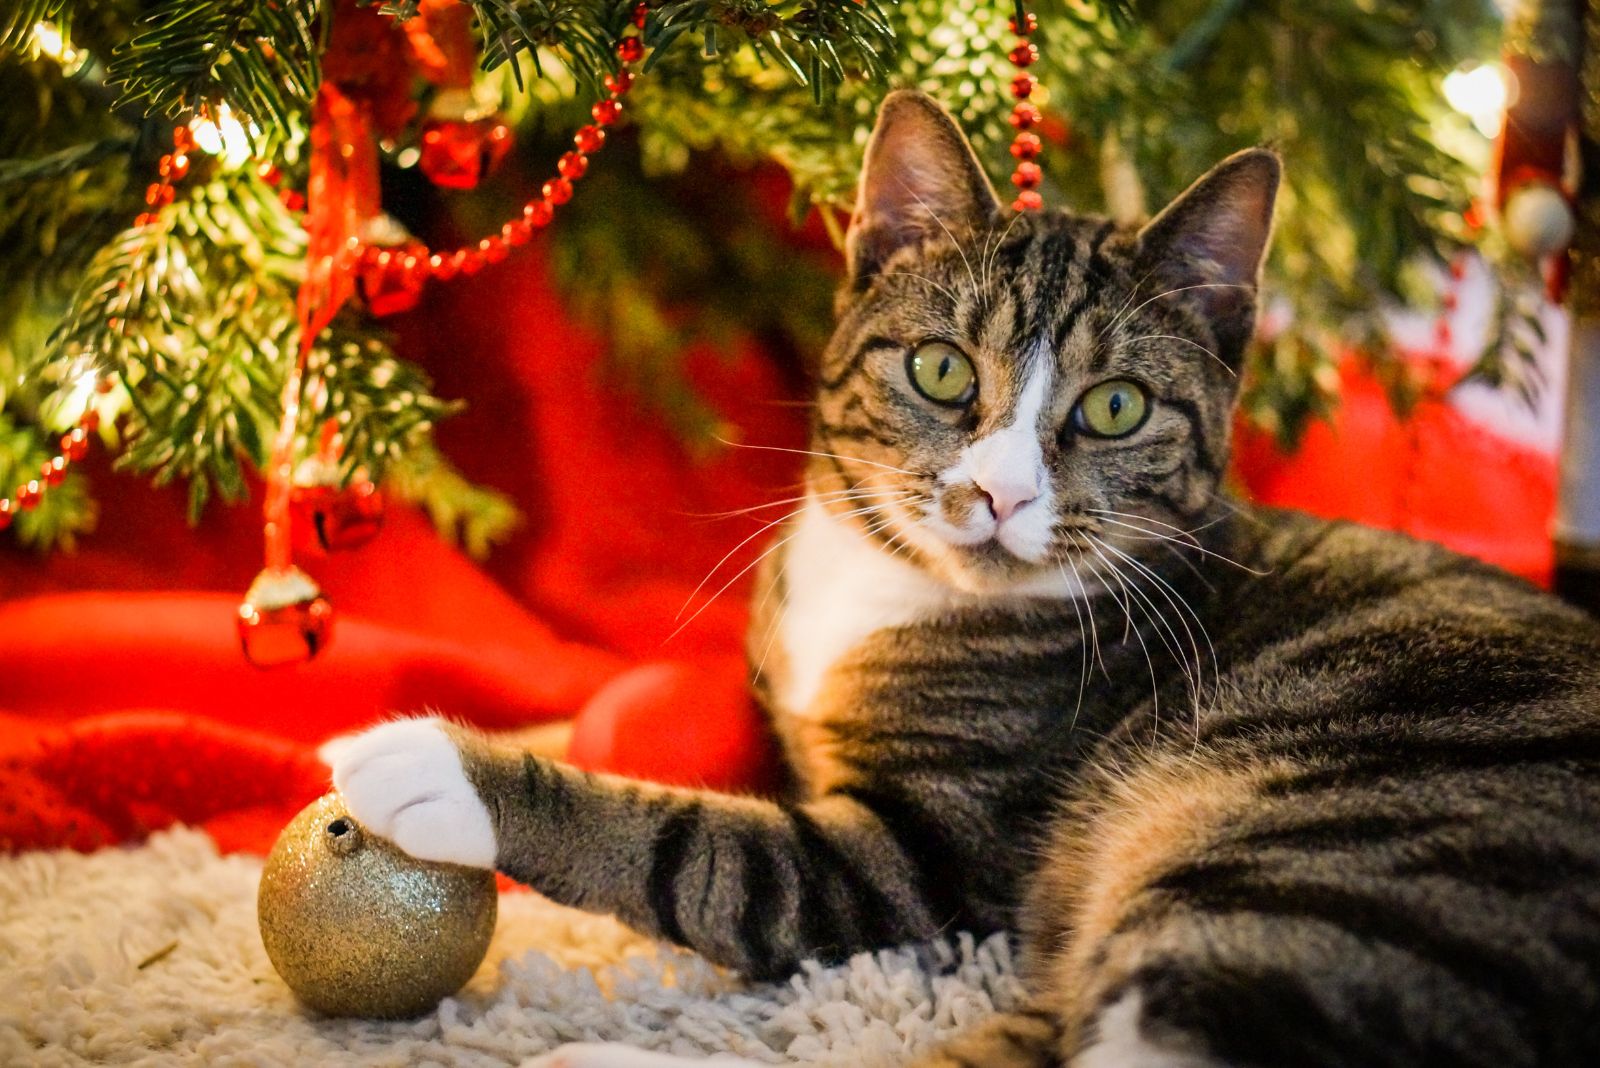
[0, 0, 1521, 552]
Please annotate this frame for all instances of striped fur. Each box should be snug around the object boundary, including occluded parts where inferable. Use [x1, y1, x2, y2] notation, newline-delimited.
[337, 91, 1600, 1067]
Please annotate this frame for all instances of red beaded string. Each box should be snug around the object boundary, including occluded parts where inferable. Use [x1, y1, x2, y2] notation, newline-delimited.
[354, 4, 647, 291]
[133, 127, 192, 227]
[1007, 6, 1044, 213]
[0, 390, 106, 534]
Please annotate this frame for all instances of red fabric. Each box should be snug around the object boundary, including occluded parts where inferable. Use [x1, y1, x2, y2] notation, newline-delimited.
[0, 224, 1557, 857]
[1233, 359, 1556, 586]
[1, 233, 804, 854]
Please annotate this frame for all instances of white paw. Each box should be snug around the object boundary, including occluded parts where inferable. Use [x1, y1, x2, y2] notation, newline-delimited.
[524, 1044, 766, 1068]
[320, 716, 497, 869]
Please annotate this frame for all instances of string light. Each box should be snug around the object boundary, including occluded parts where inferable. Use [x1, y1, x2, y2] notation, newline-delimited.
[1443, 63, 1511, 139]
[190, 106, 260, 169]
[30, 22, 85, 71]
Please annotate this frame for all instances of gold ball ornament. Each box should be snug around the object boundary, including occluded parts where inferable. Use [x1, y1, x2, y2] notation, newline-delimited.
[258, 793, 497, 1018]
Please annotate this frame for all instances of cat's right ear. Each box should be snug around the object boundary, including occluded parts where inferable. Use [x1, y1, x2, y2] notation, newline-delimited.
[846, 90, 1000, 287]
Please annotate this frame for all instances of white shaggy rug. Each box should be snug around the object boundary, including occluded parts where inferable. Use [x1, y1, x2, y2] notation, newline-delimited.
[0, 829, 1023, 1066]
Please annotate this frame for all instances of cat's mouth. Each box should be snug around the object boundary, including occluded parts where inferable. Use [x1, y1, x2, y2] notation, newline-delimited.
[928, 534, 1059, 593]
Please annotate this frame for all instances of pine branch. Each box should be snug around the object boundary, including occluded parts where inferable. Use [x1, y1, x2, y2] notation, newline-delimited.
[644, 0, 897, 104]
[0, 137, 132, 184]
[1, 1, 71, 53]
[109, 0, 321, 134]
[386, 442, 521, 559]
[31, 168, 458, 521]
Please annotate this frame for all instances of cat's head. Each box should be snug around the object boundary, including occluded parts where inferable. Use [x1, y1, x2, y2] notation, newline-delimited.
[809, 90, 1279, 594]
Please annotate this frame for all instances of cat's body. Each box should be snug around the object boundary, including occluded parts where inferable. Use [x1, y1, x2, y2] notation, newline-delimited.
[761, 498, 1600, 1065]
[326, 92, 1600, 1066]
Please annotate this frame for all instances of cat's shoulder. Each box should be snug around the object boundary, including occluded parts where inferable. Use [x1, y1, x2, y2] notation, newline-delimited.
[1242, 505, 1582, 624]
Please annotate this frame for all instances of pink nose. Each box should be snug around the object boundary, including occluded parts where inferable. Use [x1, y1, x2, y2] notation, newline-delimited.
[979, 486, 1038, 523]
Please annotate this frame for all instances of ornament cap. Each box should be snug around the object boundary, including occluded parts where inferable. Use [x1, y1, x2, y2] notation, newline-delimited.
[243, 565, 324, 612]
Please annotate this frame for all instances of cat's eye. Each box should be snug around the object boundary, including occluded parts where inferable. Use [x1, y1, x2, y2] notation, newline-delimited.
[1073, 379, 1150, 438]
[907, 342, 976, 407]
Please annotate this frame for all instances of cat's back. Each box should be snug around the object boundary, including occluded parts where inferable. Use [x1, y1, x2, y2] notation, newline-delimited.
[1209, 507, 1600, 720]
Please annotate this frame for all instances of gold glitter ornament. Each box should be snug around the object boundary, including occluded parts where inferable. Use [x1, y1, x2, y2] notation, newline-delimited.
[258, 793, 497, 1018]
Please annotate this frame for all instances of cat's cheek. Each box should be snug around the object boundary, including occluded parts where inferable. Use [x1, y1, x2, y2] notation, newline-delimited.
[321, 716, 499, 869]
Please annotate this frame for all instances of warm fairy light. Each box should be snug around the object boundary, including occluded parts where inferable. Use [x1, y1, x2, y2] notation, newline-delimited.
[189, 106, 259, 169]
[31, 22, 85, 72]
[395, 146, 421, 169]
[57, 361, 102, 422]
[1443, 63, 1510, 139]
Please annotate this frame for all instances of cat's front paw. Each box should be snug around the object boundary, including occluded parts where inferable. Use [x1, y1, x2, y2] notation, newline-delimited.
[320, 716, 497, 868]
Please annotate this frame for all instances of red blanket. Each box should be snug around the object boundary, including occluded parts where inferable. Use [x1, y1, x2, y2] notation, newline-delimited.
[0, 250, 1556, 857]
[1, 249, 803, 854]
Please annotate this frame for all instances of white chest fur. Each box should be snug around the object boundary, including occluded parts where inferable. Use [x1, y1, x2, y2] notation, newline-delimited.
[774, 498, 956, 716]
[772, 496, 1087, 717]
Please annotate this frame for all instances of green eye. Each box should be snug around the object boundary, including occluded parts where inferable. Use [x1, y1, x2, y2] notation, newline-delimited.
[907, 342, 976, 407]
[1073, 379, 1150, 438]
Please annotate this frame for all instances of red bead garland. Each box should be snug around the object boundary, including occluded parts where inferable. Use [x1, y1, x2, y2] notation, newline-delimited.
[0, 402, 103, 532]
[1008, 6, 1044, 213]
[351, 30, 643, 313]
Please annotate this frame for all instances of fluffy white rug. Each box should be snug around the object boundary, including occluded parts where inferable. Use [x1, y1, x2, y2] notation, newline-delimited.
[0, 829, 1022, 1066]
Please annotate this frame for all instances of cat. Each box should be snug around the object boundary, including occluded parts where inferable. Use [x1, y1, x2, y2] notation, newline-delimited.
[324, 90, 1600, 1067]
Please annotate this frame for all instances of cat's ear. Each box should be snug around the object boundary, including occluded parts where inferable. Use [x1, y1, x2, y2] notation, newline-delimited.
[846, 90, 1000, 286]
[1136, 148, 1280, 326]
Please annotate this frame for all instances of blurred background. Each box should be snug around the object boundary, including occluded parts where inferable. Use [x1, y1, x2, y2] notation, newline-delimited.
[1, 0, 1594, 852]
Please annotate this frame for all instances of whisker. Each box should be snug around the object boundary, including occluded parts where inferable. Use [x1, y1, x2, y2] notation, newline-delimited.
[665, 530, 802, 648]
[1089, 508, 1227, 544]
[673, 492, 912, 623]
[1104, 538, 1210, 669]
[666, 498, 901, 647]
[892, 270, 964, 309]
[980, 211, 1026, 292]
[1057, 560, 1091, 736]
[750, 560, 796, 684]
[1080, 544, 1162, 748]
[710, 436, 916, 477]
[1089, 510, 1266, 575]
[1066, 535, 1107, 681]
[691, 484, 905, 520]
[1090, 263, 1165, 357]
[1087, 535, 1197, 702]
[1123, 333, 1236, 378]
[1094, 534, 1219, 745]
[1104, 282, 1252, 339]
[902, 184, 980, 298]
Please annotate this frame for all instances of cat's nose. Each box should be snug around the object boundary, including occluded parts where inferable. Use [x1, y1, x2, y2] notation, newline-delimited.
[978, 483, 1038, 523]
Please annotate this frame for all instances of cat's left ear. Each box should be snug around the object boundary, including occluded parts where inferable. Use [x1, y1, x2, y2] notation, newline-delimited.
[1136, 148, 1280, 331]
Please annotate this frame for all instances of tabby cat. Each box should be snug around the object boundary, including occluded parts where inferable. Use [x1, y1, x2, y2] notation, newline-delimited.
[326, 91, 1600, 1067]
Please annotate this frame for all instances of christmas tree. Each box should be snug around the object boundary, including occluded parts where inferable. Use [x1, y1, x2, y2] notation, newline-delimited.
[0, 0, 1529, 560]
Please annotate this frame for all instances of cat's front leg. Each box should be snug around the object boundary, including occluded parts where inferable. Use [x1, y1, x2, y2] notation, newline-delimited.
[325, 715, 957, 977]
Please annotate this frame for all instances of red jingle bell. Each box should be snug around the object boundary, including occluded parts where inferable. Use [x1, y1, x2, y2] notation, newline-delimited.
[355, 215, 428, 317]
[358, 247, 428, 317]
[290, 461, 386, 555]
[419, 115, 515, 191]
[237, 566, 335, 668]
